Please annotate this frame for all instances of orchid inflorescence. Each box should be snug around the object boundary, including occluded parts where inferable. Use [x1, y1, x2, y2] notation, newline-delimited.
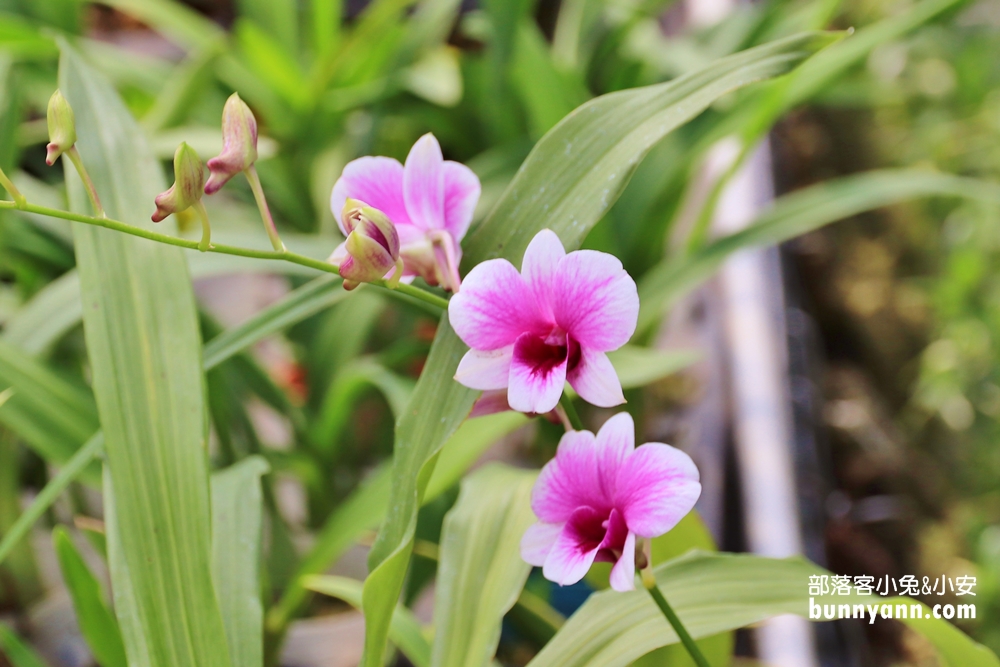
[14, 87, 705, 661]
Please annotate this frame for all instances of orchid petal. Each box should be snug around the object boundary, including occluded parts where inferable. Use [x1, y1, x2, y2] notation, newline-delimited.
[331, 157, 410, 236]
[521, 229, 565, 321]
[531, 422, 633, 524]
[615, 443, 701, 538]
[521, 521, 562, 567]
[608, 529, 636, 591]
[442, 161, 480, 241]
[403, 133, 445, 231]
[543, 506, 604, 586]
[454, 346, 513, 391]
[552, 250, 638, 351]
[567, 346, 625, 407]
[508, 333, 568, 414]
[448, 259, 547, 350]
[469, 389, 511, 418]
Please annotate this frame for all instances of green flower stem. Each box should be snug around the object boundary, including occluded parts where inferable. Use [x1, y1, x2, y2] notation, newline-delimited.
[558, 392, 585, 431]
[192, 200, 212, 252]
[0, 165, 25, 208]
[65, 146, 105, 218]
[0, 199, 449, 311]
[641, 568, 710, 667]
[243, 164, 285, 252]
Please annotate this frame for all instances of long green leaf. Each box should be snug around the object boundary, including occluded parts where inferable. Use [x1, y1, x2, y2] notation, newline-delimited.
[211, 456, 270, 667]
[0, 625, 47, 667]
[52, 526, 128, 667]
[527, 552, 998, 667]
[60, 41, 231, 667]
[361, 31, 839, 667]
[461, 31, 842, 270]
[637, 170, 1000, 332]
[304, 575, 431, 667]
[432, 464, 536, 667]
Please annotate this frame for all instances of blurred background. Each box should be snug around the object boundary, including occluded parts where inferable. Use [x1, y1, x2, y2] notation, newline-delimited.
[0, 0, 999, 665]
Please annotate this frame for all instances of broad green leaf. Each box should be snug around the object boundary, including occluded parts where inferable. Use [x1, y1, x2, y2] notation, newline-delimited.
[637, 170, 1000, 332]
[59, 41, 231, 667]
[461, 31, 842, 270]
[361, 32, 839, 667]
[432, 464, 536, 667]
[0, 338, 98, 467]
[203, 275, 347, 370]
[526, 552, 999, 667]
[0, 624, 47, 667]
[309, 0, 342, 56]
[892, 598, 999, 667]
[52, 526, 128, 667]
[0, 434, 103, 568]
[304, 575, 431, 667]
[211, 456, 270, 667]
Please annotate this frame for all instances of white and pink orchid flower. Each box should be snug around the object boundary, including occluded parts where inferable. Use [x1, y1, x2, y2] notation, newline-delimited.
[448, 229, 639, 415]
[330, 133, 480, 292]
[521, 413, 701, 591]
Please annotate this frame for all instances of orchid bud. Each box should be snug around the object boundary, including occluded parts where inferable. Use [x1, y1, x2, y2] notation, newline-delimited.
[152, 143, 205, 222]
[205, 93, 258, 194]
[45, 90, 77, 166]
[338, 199, 402, 290]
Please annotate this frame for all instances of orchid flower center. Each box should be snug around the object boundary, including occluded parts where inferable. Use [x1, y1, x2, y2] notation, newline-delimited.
[521, 329, 582, 377]
[573, 506, 627, 564]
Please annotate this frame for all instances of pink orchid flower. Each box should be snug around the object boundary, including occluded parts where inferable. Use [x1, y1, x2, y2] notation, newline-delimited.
[330, 133, 480, 292]
[448, 229, 639, 414]
[521, 413, 701, 591]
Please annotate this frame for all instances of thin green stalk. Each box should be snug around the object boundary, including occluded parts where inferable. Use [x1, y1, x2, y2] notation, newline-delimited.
[0, 200, 449, 311]
[65, 146, 105, 217]
[558, 392, 584, 431]
[641, 569, 710, 667]
[244, 164, 284, 252]
[192, 200, 212, 252]
[0, 166, 25, 208]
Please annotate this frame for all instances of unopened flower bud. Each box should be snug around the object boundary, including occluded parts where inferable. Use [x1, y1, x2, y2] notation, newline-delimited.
[45, 90, 76, 166]
[336, 199, 402, 290]
[152, 143, 205, 222]
[205, 93, 258, 194]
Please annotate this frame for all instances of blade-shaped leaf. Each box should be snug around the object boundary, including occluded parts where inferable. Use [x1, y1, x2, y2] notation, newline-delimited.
[637, 170, 1000, 332]
[211, 456, 270, 667]
[527, 552, 998, 667]
[304, 575, 431, 667]
[0, 625, 47, 667]
[52, 526, 128, 667]
[432, 464, 536, 667]
[59, 41, 231, 667]
[361, 31, 839, 667]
